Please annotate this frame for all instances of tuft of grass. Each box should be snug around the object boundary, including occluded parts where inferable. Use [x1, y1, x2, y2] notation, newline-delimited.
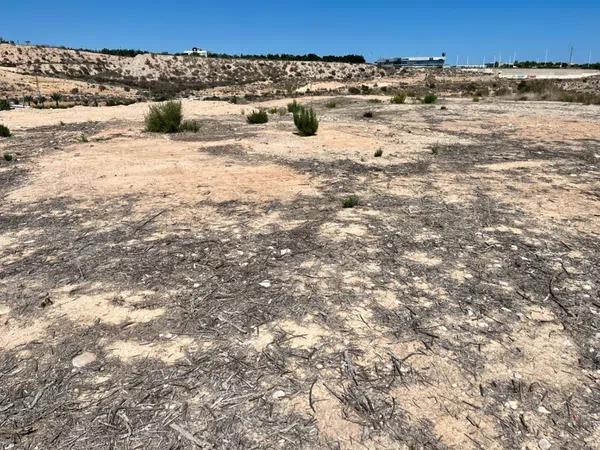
[246, 110, 269, 124]
[179, 119, 201, 132]
[325, 100, 337, 108]
[268, 107, 278, 114]
[0, 99, 10, 111]
[440, 106, 447, 110]
[342, 195, 359, 208]
[145, 100, 182, 133]
[79, 133, 88, 143]
[390, 93, 407, 104]
[431, 144, 442, 155]
[374, 148, 383, 157]
[0, 124, 11, 137]
[287, 100, 301, 113]
[472, 96, 480, 102]
[3, 153, 13, 161]
[293, 106, 319, 136]
[363, 111, 374, 118]
[423, 93, 438, 104]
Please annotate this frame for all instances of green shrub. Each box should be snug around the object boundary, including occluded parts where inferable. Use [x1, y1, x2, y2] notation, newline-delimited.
[423, 94, 437, 104]
[179, 119, 201, 132]
[374, 148, 383, 157]
[368, 98, 382, 104]
[287, 100, 301, 113]
[0, 99, 10, 111]
[390, 93, 407, 104]
[343, 195, 359, 208]
[50, 92, 62, 108]
[348, 87, 361, 95]
[79, 133, 88, 143]
[145, 101, 182, 133]
[363, 111, 374, 118]
[325, 100, 337, 108]
[268, 107, 278, 114]
[472, 96, 480, 102]
[247, 110, 268, 124]
[3, 153, 13, 161]
[293, 106, 319, 136]
[0, 124, 10, 137]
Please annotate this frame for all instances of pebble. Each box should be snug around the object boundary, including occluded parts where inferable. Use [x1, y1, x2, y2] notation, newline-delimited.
[72, 352, 96, 368]
[259, 280, 271, 288]
[280, 248, 291, 256]
[538, 438, 551, 450]
[537, 406, 550, 414]
[272, 390, 286, 400]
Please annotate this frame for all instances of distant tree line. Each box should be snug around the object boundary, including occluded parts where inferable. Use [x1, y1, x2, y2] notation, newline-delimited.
[99, 48, 149, 57]
[204, 53, 366, 64]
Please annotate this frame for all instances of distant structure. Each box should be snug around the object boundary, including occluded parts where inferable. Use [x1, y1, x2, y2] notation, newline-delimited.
[377, 53, 446, 68]
[184, 47, 208, 57]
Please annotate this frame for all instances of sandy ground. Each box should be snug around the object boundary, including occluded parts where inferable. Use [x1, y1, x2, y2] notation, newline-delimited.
[0, 95, 599, 449]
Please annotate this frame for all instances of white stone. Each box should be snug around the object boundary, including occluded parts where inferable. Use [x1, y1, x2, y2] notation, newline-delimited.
[72, 352, 96, 368]
[272, 390, 286, 400]
[259, 280, 271, 288]
[537, 406, 550, 414]
[538, 438, 551, 450]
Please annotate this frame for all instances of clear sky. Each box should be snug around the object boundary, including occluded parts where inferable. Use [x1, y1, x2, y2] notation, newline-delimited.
[2, 0, 599, 63]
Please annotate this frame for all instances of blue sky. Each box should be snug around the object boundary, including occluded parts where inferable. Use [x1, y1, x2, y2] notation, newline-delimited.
[2, 1, 599, 63]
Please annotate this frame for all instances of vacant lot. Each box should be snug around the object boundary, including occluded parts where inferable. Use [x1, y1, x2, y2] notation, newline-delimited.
[1, 96, 599, 449]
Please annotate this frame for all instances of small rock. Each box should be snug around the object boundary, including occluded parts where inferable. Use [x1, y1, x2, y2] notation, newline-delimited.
[538, 438, 551, 450]
[72, 352, 96, 368]
[280, 249, 291, 256]
[537, 406, 550, 414]
[505, 400, 519, 410]
[272, 390, 286, 400]
[259, 280, 271, 288]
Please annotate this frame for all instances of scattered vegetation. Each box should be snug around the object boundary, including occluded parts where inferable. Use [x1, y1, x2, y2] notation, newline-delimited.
[246, 110, 269, 124]
[374, 148, 383, 157]
[325, 100, 338, 108]
[0, 124, 11, 137]
[179, 119, 201, 132]
[293, 106, 319, 136]
[423, 93, 438, 104]
[0, 99, 10, 111]
[287, 100, 301, 113]
[79, 133, 88, 143]
[363, 111, 374, 118]
[342, 195, 359, 208]
[473, 96, 480, 102]
[268, 107, 278, 114]
[145, 100, 183, 133]
[390, 93, 407, 104]
[431, 144, 441, 155]
[3, 153, 13, 161]
[50, 92, 62, 108]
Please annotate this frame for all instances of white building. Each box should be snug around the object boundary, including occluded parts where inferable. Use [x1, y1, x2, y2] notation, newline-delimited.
[184, 47, 208, 57]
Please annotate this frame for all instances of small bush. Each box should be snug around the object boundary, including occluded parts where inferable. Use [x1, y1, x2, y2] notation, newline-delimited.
[343, 195, 359, 208]
[247, 110, 268, 124]
[431, 144, 441, 155]
[472, 96, 480, 102]
[79, 133, 88, 143]
[423, 94, 437, 104]
[348, 87, 361, 95]
[440, 106, 447, 110]
[368, 99, 382, 104]
[145, 100, 182, 133]
[268, 107, 278, 114]
[363, 111, 374, 118]
[179, 120, 201, 132]
[374, 148, 383, 157]
[325, 100, 337, 108]
[287, 100, 301, 113]
[0, 99, 10, 111]
[390, 93, 406, 104]
[0, 124, 11, 137]
[3, 153, 13, 161]
[293, 106, 319, 136]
